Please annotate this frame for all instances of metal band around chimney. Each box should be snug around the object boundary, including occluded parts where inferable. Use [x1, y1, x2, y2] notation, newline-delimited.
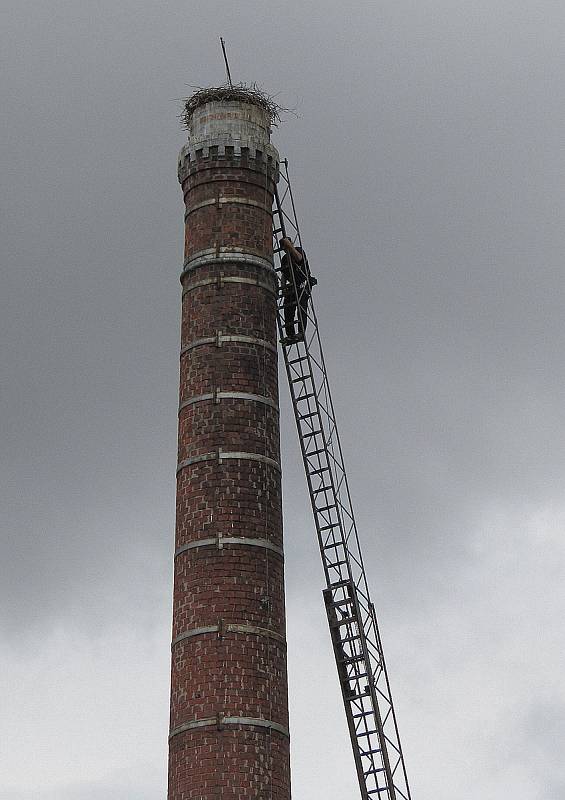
[176, 453, 215, 472]
[219, 451, 280, 470]
[181, 275, 277, 296]
[180, 333, 277, 355]
[185, 197, 272, 218]
[175, 536, 283, 558]
[172, 623, 286, 648]
[172, 625, 218, 643]
[178, 391, 278, 413]
[177, 450, 280, 474]
[169, 716, 290, 741]
[182, 248, 274, 274]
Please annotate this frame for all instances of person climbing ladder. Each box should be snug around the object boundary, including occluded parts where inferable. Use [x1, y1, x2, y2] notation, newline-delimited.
[279, 237, 317, 343]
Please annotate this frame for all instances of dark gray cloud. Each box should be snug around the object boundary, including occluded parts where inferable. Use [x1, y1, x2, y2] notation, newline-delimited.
[2, 0, 565, 797]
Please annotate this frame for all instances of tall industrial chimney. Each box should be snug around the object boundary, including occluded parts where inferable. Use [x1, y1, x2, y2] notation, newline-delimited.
[169, 90, 290, 800]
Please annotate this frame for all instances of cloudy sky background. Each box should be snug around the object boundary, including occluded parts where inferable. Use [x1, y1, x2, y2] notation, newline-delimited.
[2, 0, 565, 797]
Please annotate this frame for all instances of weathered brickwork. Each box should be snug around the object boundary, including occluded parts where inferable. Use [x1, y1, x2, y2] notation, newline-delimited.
[169, 101, 290, 800]
[169, 728, 289, 800]
[182, 163, 274, 262]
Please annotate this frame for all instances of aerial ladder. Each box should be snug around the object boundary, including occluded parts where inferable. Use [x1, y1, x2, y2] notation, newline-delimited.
[272, 160, 412, 800]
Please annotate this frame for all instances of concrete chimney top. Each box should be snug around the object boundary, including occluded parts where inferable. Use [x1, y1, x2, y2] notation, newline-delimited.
[178, 87, 280, 180]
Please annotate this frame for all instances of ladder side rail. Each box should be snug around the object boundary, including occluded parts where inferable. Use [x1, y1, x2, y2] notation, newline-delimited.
[273, 234, 392, 798]
[273, 166, 412, 800]
[308, 286, 410, 798]
[276, 165, 410, 795]
[276, 297, 353, 588]
[324, 588, 372, 800]
[276, 166, 375, 604]
[275, 187, 394, 711]
[275, 165, 359, 558]
[274, 169, 369, 617]
[274, 247, 363, 610]
[273, 172, 350, 574]
[319, 379, 411, 796]
[349, 579, 399, 797]
[273, 182, 354, 592]
[369, 604, 412, 797]
[274, 188, 378, 797]
[273, 188, 399, 798]
[276, 320, 396, 797]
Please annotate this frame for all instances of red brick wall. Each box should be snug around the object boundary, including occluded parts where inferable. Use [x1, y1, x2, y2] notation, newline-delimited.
[169, 149, 290, 800]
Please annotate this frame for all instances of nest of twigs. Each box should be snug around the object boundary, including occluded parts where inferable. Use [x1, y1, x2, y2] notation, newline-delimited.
[181, 83, 287, 128]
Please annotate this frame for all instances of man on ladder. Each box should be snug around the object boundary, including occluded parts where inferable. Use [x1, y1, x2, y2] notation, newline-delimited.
[280, 237, 317, 344]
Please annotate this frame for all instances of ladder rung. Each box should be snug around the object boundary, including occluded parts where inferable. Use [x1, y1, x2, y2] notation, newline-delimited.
[352, 714, 374, 724]
[353, 724, 377, 738]
[350, 689, 373, 707]
[298, 410, 319, 421]
[321, 540, 342, 551]
[319, 522, 339, 531]
[310, 467, 330, 477]
[340, 633, 363, 645]
[359, 747, 384, 758]
[339, 654, 365, 665]
[329, 595, 353, 605]
[316, 503, 337, 513]
[347, 691, 372, 702]
[331, 617, 358, 630]
[303, 429, 323, 439]
[332, 614, 357, 626]
[326, 558, 348, 569]
[358, 730, 379, 740]
[364, 767, 386, 776]
[306, 447, 328, 459]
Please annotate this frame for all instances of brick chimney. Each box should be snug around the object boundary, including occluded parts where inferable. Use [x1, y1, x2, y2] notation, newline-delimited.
[169, 91, 290, 800]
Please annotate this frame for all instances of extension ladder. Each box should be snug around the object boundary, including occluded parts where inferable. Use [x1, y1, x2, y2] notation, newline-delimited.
[272, 160, 412, 800]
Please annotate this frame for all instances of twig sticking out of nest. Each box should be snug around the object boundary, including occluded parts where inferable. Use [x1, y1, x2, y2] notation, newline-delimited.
[181, 83, 288, 128]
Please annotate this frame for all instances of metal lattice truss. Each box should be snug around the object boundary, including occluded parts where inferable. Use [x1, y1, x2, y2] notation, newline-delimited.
[273, 161, 412, 800]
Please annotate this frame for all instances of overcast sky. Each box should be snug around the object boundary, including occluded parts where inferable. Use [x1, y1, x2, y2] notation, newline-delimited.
[2, 1, 565, 797]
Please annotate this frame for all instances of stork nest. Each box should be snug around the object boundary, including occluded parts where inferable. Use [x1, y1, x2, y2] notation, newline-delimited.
[181, 84, 287, 128]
